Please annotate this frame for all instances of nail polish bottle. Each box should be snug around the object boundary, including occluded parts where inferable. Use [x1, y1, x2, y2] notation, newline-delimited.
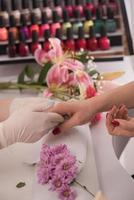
[7, 31, 17, 57]
[73, 10, 83, 35]
[40, 12, 50, 38]
[51, 11, 61, 36]
[105, 7, 117, 33]
[43, 29, 51, 51]
[94, 8, 104, 34]
[87, 27, 98, 51]
[75, 26, 86, 51]
[55, 28, 62, 40]
[98, 25, 110, 50]
[20, 14, 30, 40]
[31, 30, 41, 55]
[18, 32, 29, 57]
[10, 0, 21, 24]
[53, 0, 62, 18]
[83, 9, 94, 34]
[108, 0, 118, 15]
[9, 15, 19, 40]
[32, 0, 42, 22]
[74, 0, 83, 16]
[0, 16, 8, 41]
[62, 10, 72, 35]
[21, 0, 31, 23]
[64, 28, 75, 51]
[29, 13, 39, 38]
[85, 0, 95, 15]
[64, 0, 73, 18]
[42, 0, 52, 20]
[0, 0, 9, 26]
[98, 0, 107, 16]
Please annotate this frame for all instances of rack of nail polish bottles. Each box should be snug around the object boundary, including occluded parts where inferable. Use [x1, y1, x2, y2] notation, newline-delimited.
[0, 0, 133, 63]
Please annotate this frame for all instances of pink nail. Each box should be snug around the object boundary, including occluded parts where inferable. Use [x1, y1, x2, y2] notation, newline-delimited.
[52, 127, 61, 135]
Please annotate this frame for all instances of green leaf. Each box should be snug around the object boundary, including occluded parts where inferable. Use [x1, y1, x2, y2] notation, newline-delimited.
[38, 62, 52, 85]
[18, 71, 25, 84]
[25, 65, 34, 80]
[16, 182, 26, 188]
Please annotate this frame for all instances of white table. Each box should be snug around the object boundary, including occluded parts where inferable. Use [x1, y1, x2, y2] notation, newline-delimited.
[0, 56, 134, 200]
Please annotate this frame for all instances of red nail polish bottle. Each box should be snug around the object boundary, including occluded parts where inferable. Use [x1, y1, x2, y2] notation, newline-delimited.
[43, 29, 51, 52]
[75, 26, 86, 51]
[0, 15, 8, 41]
[40, 12, 50, 38]
[18, 32, 29, 57]
[29, 13, 39, 38]
[87, 27, 98, 51]
[31, 30, 41, 55]
[51, 11, 61, 36]
[64, 28, 75, 51]
[7, 31, 17, 57]
[85, 0, 95, 15]
[64, 0, 73, 18]
[74, 0, 83, 16]
[98, 25, 110, 50]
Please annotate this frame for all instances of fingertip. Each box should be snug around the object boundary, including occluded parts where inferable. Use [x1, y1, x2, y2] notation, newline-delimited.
[52, 127, 61, 135]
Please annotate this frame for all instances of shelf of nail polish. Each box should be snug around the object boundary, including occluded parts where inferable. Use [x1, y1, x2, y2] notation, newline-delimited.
[0, 0, 132, 62]
[0, 46, 124, 63]
[0, 28, 123, 46]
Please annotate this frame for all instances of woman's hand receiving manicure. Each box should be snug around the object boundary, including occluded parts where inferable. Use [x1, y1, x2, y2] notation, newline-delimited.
[106, 105, 134, 137]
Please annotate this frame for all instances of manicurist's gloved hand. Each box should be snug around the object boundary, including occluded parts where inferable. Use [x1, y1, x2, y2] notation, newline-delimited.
[0, 103, 64, 149]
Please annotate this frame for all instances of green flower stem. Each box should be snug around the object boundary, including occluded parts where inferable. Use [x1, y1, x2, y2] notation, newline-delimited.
[0, 82, 45, 91]
[74, 180, 95, 197]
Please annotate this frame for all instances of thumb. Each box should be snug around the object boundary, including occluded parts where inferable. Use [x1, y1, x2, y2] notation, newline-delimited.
[57, 114, 80, 133]
[114, 118, 131, 131]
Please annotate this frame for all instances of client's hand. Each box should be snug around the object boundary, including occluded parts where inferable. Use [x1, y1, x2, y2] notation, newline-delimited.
[49, 98, 98, 132]
[0, 103, 64, 148]
[106, 105, 134, 137]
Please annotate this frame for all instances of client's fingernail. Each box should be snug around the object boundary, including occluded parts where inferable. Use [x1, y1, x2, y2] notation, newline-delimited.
[53, 127, 61, 135]
[106, 113, 109, 118]
[111, 120, 120, 126]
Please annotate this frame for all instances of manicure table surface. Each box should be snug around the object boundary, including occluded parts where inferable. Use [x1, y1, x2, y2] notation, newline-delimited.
[0, 56, 134, 200]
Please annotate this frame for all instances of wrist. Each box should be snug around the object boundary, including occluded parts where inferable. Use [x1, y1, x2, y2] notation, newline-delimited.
[86, 94, 108, 114]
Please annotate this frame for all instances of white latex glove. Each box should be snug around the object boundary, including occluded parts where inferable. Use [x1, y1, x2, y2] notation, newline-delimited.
[0, 103, 64, 149]
[10, 97, 55, 114]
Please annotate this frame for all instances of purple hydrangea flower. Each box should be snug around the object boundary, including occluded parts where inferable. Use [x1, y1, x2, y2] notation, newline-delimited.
[37, 167, 50, 184]
[37, 144, 77, 200]
[58, 185, 77, 200]
[50, 174, 67, 191]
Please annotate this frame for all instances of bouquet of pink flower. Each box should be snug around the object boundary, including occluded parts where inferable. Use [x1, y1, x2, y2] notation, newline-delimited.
[34, 38, 101, 124]
[35, 38, 99, 101]
[37, 144, 78, 200]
